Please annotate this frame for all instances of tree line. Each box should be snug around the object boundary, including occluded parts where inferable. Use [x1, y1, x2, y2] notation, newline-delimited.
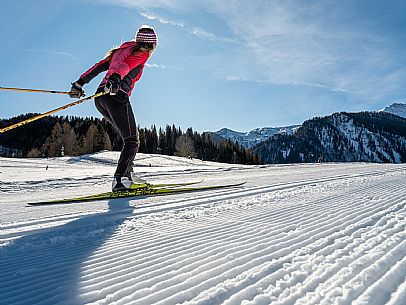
[0, 114, 259, 165]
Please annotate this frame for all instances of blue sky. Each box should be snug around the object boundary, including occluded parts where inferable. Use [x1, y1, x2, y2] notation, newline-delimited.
[1, 0, 405, 132]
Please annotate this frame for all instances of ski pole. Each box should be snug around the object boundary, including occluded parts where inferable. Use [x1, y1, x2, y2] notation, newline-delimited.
[0, 91, 107, 134]
[0, 86, 72, 95]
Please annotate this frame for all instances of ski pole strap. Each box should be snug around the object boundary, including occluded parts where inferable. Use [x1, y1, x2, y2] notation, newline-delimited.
[0, 86, 71, 95]
[0, 91, 107, 134]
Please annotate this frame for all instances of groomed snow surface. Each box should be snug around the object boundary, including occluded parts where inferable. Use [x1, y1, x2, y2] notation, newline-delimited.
[1, 151, 405, 305]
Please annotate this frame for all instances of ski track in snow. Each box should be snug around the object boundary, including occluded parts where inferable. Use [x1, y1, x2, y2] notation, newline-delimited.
[1, 153, 406, 305]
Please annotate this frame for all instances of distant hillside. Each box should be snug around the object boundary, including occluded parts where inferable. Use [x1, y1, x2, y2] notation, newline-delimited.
[254, 111, 406, 163]
[212, 125, 300, 148]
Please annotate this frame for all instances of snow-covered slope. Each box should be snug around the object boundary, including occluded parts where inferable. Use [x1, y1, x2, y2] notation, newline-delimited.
[330, 113, 405, 162]
[255, 111, 406, 163]
[214, 126, 300, 148]
[381, 102, 406, 118]
[1, 152, 406, 305]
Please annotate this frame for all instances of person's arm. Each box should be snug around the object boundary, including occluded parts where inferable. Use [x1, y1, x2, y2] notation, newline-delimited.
[77, 58, 110, 86]
[69, 58, 110, 98]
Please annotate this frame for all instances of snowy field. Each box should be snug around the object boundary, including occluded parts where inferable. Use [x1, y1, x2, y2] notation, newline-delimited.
[1, 151, 406, 305]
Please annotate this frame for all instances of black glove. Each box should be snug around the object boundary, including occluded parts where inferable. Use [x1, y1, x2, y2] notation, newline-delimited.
[104, 73, 121, 95]
[69, 82, 85, 98]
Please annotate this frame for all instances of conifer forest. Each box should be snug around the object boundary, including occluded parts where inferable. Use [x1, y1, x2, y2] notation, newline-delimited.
[0, 114, 259, 165]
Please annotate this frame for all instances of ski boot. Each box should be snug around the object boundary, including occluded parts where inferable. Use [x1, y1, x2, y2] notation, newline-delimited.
[112, 174, 150, 192]
[112, 175, 134, 192]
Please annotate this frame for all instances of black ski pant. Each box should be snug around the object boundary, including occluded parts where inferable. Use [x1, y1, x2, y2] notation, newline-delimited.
[95, 92, 139, 177]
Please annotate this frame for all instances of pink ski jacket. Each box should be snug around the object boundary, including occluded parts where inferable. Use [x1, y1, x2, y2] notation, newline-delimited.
[77, 41, 150, 97]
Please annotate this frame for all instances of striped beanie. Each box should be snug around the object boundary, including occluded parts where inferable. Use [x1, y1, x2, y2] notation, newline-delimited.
[135, 26, 158, 44]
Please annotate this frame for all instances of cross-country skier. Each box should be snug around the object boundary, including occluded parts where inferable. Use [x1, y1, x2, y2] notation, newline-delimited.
[69, 25, 157, 191]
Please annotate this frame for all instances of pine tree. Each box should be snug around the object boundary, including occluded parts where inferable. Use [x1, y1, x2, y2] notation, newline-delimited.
[96, 128, 112, 152]
[150, 125, 158, 154]
[158, 127, 166, 154]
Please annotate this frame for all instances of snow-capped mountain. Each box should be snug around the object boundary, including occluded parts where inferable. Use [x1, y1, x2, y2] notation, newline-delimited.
[380, 102, 406, 118]
[254, 111, 406, 164]
[213, 126, 300, 148]
[212, 103, 406, 164]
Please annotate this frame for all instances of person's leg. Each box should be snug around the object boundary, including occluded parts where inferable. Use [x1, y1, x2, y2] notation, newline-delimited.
[115, 134, 139, 177]
[94, 96, 113, 124]
[97, 94, 139, 178]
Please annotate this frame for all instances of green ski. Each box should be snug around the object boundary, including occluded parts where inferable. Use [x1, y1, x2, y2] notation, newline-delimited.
[27, 181, 246, 206]
[136, 179, 203, 188]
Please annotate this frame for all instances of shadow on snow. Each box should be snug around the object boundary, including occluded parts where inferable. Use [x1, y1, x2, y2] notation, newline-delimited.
[1, 199, 135, 305]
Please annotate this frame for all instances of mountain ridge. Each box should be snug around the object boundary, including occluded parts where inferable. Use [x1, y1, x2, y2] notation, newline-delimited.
[212, 125, 300, 148]
[211, 103, 406, 157]
[253, 111, 406, 163]
[380, 102, 406, 119]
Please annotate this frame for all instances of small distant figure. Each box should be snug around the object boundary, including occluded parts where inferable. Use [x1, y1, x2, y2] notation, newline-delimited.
[46, 165, 49, 170]
[318, 156, 324, 163]
[188, 156, 193, 160]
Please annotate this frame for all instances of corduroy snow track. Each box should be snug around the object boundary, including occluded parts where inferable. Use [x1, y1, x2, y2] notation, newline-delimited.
[1, 152, 405, 305]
